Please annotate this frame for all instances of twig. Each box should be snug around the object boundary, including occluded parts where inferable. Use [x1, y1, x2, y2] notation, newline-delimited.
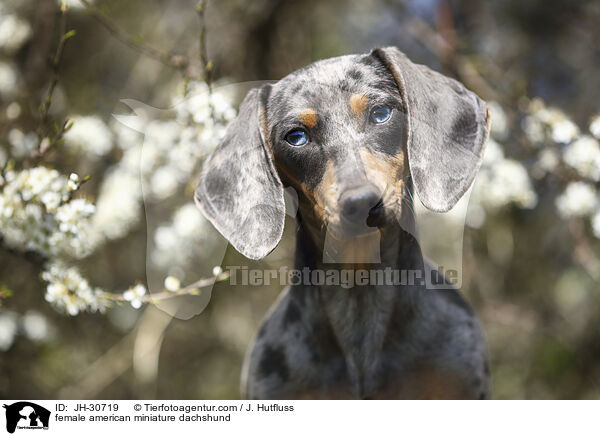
[80, 0, 189, 72]
[101, 271, 230, 304]
[195, 0, 213, 88]
[35, 4, 76, 156]
[403, 10, 500, 101]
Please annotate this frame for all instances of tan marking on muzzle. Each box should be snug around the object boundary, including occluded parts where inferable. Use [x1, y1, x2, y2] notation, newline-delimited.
[299, 182, 325, 222]
[313, 161, 339, 222]
[359, 149, 408, 218]
[349, 94, 368, 115]
[298, 109, 318, 128]
[360, 149, 406, 186]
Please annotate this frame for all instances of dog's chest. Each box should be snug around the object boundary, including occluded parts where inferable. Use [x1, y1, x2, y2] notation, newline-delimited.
[317, 285, 395, 393]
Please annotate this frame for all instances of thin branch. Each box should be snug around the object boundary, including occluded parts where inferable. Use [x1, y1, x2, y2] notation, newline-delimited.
[195, 0, 213, 88]
[80, 0, 189, 72]
[35, 4, 75, 156]
[101, 271, 230, 304]
[403, 11, 500, 101]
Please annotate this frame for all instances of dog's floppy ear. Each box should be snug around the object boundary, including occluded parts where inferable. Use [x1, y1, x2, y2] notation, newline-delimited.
[195, 86, 285, 260]
[371, 47, 490, 212]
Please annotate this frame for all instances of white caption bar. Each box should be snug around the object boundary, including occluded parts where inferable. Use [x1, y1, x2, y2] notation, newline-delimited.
[0, 400, 596, 435]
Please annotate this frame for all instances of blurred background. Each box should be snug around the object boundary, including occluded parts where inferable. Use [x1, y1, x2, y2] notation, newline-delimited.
[1, 0, 599, 399]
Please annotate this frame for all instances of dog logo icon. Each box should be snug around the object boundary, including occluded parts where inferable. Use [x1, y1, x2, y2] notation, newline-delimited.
[2, 402, 50, 434]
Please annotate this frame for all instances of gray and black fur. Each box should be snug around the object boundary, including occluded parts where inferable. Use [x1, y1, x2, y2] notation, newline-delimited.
[195, 47, 491, 399]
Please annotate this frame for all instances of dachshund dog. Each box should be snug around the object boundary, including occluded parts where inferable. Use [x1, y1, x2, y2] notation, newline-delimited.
[195, 47, 491, 399]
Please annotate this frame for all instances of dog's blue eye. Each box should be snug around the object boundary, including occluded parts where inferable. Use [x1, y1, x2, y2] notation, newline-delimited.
[371, 106, 392, 124]
[285, 129, 309, 146]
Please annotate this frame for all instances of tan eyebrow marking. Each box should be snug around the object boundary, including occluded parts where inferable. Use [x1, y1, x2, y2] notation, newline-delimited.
[349, 94, 368, 115]
[298, 109, 318, 128]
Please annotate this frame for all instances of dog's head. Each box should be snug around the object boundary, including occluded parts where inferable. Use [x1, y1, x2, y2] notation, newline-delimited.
[195, 47, 490, 260]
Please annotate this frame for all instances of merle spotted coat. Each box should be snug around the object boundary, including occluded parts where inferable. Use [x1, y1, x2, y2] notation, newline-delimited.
[195, 47, 491, 399]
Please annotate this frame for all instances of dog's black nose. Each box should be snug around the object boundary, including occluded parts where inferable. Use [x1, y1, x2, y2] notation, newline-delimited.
[340, 187, 381, 223]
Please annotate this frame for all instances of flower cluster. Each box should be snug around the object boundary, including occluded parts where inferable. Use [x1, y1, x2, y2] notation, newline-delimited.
[468, 97, 600, 238]
[0, 167, 97, 258]
[563, 136, 600, 181]
[152, 203, 216, 269]
[469, 138, 537, 227]
[0, 79, 235, 316]
[140, 81, 235, 201]
[123, 284, 147, 309]
[522, 99, 600, 233]
[64, 115, 114, 158]
[467, 103, 537, 227]
[42, 262, 110, 315]
[90, 81, 235, 245]
[523, 99, 580, 145]
[92, 167, 142, 240]
[556, 182, 598, 219]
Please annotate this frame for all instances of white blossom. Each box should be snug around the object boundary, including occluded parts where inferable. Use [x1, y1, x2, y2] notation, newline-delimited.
[1, 79, 236, 317]
[22, 310, 51, 342]
[55, 199, 96, 233]
[152, 203, 215, 268]
[110, 118, 143, 150]
[8, 128, 37, 158]
[0, 14, 31, 53]
[488, 101, 508, 140]
[112, 82, 237, 212]
[491, 160, 537, 208]
[0, 311, 18, 351]
[0, 61, 17, 96]
[524, 99, 580, 145]
[67, 172, 80, 190]
[42, 262, 110, 316]
[212, 266, 223, 276]
[164, 276, 181, 292]
[123, 284, 146, 309]
[482, 139, 504, 166]
[64, 115, 113, 157]
[466, 203, 486, 229]
[555, 182, 598, 218]
[591, 212, 600, 239]
[535, 148, 560, 175]
[42, 262, 110, 315]
[150, 165, 180, 200]
[92, 168, 142, 240]
[590, 115, 600, 139]
[563, 136, 600, 181]
[552, 119, 579, 144]
[522, 116, 545, 143]
[0, 166, 97, 258]
[471, 140, 537, 217]
[40, 191, 62, 212]
[6, 101, 20, 119]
